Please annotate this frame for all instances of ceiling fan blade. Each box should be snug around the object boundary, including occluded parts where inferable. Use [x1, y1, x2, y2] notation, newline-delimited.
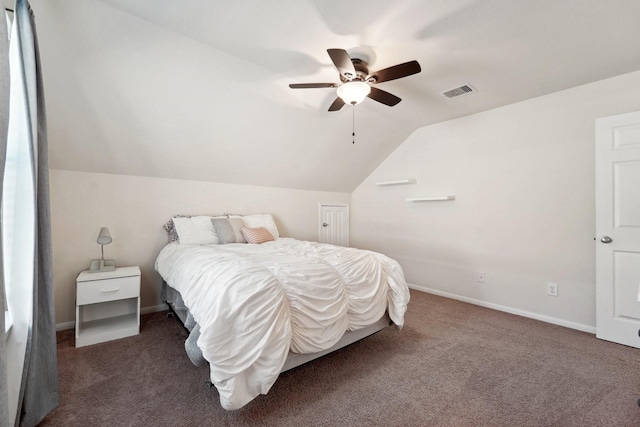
[327, 49, 357, 80]
[367, 87, 401, 106]
[328, 97, 345, 111]
[289, 83, 338, 89]
[370, 60, 421, 83]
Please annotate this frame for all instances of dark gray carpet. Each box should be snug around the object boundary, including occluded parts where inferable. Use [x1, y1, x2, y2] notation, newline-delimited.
[40, 291, 640, 426]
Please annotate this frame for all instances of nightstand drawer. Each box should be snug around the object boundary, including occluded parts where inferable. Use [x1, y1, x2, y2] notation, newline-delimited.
[77, 275, 140, 305]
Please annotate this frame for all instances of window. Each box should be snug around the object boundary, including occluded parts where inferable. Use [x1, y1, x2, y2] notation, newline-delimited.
[3, 3, 36, 335]
[2, 97, 36, 330]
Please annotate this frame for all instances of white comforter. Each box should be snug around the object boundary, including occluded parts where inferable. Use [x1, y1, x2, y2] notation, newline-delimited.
[155, 238, 409, 410]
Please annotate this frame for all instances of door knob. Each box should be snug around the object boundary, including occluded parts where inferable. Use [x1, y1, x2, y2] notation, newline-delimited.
[322, 223, 328, 227]
[600, 236, 613, 243]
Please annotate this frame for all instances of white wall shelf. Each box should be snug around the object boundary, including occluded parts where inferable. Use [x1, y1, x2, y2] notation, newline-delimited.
[406, 196, 456, 202]
[375, 179, 416, 186]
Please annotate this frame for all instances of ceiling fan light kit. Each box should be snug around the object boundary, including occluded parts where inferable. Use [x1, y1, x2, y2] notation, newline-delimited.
[337, 81, 371, 105]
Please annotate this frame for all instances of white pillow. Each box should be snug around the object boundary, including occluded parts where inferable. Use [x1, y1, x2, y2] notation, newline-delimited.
[172, 216, 219, 244]
[240, 214, 280, 239]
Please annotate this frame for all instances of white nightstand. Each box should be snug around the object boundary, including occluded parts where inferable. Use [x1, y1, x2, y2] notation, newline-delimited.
[75, 266, 141, 347]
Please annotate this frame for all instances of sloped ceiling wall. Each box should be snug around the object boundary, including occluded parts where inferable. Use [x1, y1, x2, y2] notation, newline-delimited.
[32, 0, 640, 192]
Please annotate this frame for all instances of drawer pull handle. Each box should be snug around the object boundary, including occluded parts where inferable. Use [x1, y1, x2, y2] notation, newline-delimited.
[101, 288, 120, 293]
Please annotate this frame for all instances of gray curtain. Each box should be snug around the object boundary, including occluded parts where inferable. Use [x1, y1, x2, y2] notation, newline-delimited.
[13, 0, 59, 425]
[0, 2, 10, 426]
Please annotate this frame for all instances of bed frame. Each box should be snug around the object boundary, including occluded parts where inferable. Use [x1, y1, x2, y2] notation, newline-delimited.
[162, 281, 391, 373]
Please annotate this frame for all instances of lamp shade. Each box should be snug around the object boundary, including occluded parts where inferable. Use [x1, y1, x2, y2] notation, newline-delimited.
[97, 227, 112, 245]
[337, 81, 371, 105]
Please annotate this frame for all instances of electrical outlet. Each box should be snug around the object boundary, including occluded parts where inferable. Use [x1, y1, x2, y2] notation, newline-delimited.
[547, 282, 558, 297]
[477, 272, 486, 283]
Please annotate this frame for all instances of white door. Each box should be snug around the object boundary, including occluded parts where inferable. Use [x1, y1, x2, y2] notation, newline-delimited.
[319, 204, 349, 246]
[595, 111, 640, 348]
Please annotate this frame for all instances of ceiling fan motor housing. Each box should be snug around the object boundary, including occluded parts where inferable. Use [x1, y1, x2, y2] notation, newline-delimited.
[341, 58, 371, 83]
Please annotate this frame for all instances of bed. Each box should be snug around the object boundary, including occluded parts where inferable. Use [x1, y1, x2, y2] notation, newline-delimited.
[154, 214, 410, 410]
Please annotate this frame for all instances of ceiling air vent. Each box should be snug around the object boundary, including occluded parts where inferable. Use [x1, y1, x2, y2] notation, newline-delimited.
[442, 84, 475, 99]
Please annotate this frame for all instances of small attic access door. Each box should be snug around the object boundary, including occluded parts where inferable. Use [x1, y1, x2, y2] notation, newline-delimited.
[318, 204, 349, 247]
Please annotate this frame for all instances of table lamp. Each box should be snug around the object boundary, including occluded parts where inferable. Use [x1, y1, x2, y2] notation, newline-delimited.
[89, 227, 116, 272]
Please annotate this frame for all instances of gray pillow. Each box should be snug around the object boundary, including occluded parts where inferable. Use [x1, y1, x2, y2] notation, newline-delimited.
[211, 217, 247, 244]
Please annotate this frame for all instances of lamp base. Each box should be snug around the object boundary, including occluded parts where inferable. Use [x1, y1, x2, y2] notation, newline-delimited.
[89, 259, 116, 272]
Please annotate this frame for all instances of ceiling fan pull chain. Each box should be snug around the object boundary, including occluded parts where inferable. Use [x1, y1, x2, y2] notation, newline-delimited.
[352, 106, 355, 144]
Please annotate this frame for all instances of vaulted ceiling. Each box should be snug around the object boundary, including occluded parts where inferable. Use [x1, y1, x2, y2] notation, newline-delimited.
[33, 0, 640, 192]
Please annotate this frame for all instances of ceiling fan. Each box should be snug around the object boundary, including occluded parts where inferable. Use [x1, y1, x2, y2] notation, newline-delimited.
[289, 49, 421, 111]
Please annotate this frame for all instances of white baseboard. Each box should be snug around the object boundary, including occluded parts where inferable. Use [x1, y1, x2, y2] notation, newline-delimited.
[55, 321, 75, 332]
[56, 303, 169, 331]
[58, 290, 596, 335]
[408, 283, 596, 334]
[141, 303, 169, 315]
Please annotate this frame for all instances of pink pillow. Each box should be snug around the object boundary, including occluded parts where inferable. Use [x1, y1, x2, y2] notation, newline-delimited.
[241, 227, 275, 244]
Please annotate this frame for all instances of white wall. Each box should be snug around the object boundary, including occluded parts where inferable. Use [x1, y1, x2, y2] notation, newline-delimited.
[351, 70, 640, 331]
[50, 170, 350, 326]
